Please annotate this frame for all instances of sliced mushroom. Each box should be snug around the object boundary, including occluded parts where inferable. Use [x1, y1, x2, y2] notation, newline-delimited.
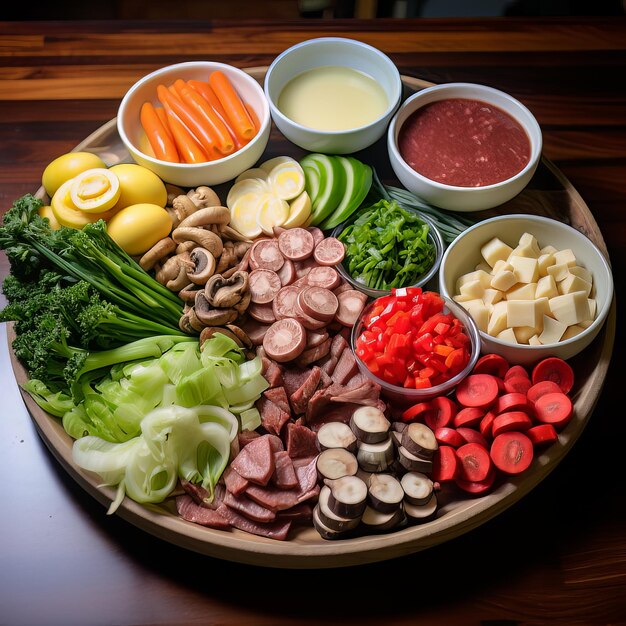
[204, 271, 249, 308]
[176, 241, 197, 255]
[166, 183, 184, 205]
[156, 254, 189, 287]
[233, 290, 251, 315]
[194, 291, 238, 326]
[178, 283, 202, 304]
[199, 326, 244, 348]
[234, 241, 252, 259]
[225, 324, 253, 349]
[172, 226, 223, 258]
[187, 185, 221, 209]
[179, 313, 195, 334]
[216, 243, 238, 275]
[221, 225, 253, 243]
[186, 247, 216, 285]
[139, 237, 176, 271]
[178, 206, 230, 228]
[185, 306, 206, 332]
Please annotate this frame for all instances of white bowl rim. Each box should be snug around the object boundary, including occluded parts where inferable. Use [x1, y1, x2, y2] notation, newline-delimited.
[117, 61, 270, 170]
[439, 213, 615, 352]
[388, 82, 543, 193]
[264, 36, 402, 136]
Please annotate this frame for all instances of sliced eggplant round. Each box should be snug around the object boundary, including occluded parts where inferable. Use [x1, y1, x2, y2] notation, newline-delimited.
[400, 471, 434, 506]
[360, 505, 405, 532]
[312, 505, 345, 540]
[398, 446, 434, 473]
[327, 475, 368, 518]
[316, 448, 358, 480]
[404, 493, 438, 524]
[391, 430, 403, 448]
[391, 421, 407, 433]
[316, 421, 357, 453]
[350, 406, 391, 444]
[401, 422, 438, 459]
[367, 473, 404, 513]
[317, 485, 362, 531]
[357, 436, 394, 472]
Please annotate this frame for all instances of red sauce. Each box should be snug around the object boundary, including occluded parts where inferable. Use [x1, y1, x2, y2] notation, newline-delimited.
[398, 98, 532, 188]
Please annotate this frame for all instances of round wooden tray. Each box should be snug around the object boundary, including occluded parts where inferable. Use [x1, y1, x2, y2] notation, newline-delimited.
[8, 70, 616, 568]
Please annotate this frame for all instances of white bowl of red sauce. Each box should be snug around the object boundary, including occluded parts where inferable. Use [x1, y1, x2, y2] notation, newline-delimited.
[387, 83, 542, 212]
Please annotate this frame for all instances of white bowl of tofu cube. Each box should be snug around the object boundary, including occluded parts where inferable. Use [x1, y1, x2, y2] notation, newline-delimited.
[438, 214, 614, 365]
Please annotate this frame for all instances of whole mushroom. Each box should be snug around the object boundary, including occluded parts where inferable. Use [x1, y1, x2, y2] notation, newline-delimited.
[204, 271, 249, 309]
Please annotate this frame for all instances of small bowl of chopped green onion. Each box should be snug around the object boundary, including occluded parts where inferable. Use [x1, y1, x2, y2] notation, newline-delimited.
[332, 199, 445, 298]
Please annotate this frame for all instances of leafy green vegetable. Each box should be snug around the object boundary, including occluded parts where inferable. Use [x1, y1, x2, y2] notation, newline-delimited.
[337, 199, 437, 291]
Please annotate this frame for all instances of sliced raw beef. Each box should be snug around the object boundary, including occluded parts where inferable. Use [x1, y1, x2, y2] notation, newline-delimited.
[319, 353, 339, 377]
[263, 386, 291, 415]
[331, 348, 359, 385]
[222, 466, 249, 497]
[222, 490, 277, 523]
[294, 455, 318, 495]
[277, 502, 313, 522]
[266, 434, 285, 453]
[256, 396, 291, 436]
[230, 434, 275, 485]
[238, 429, 261, 448]
[345, 373, 368, 389]
[290, 366, 321, 415]
[307, 402, 362, 431]
[176, 495, 230, 529]
[180, 479, 213, 507]
[331, 381, 381, 406]
[245, 484, 301, 511]
[319, 369, 333, 389]
[330, 333, 348, 359]
[272, 451, 299, 489]
[282, 368, 313, 397]
[217, 504, 292, 540]
[285, 421, 319, 459]
[263, 360, 284, 389]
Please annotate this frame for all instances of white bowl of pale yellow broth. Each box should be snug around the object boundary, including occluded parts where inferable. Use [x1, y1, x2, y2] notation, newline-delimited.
[388, 82, 542, 212]
[264, 37, 402, 154]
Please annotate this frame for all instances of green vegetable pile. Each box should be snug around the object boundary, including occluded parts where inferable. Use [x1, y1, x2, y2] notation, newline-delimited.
[337, 199, 437, 291]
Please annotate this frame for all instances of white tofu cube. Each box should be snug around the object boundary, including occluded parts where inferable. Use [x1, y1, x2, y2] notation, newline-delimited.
[483, 288, 503, 306]
[487, 301, 508, 336]
[536, 275, 559, 300]
[562, 325, 585, 340]
[481, 237, 513, 268]
[519, 232, 541, 252]
[492, 260, 513, 275]
[539, 315, 567, 345]
[514, 325, 540, 344]
[475, 261, 492, 274]
[466, 300, 489, 333]
[491, 270, 518, 292]
[456, 297, 484, 309]
[548, 291, 589, 326]
[547, 262, 570, 282]
[460, 279, 486, 300]
[569, 265, 593, 284]
[558, 273, 592, 297]
[510, 243, 540, 259]
[456, 269, 492, 292]
[537, 253, 556, 277]
[497, 328, 518, 344]
[510, 255, 539, 284]
[587, 298, 597, 320]
[528, 334, 542, 345]
[507, 300, 538, 328]
[540, 245, 558, 255]
[553, 248, 577, 267]
[505, 282, 537, 301]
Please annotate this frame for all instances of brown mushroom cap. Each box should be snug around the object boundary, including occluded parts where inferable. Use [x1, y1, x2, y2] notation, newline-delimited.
[178, 206, 230, 228]
[194, 291, 238, 326]
[172, 226, 223, 258]
[139, 237, 176, 271]
[199, 326, 244, 348]
[204, 271, 249, 308]
[187, 185, 221, 209]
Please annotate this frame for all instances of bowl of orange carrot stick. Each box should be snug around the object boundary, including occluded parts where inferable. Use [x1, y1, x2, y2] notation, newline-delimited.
[117, 61, 271, 187]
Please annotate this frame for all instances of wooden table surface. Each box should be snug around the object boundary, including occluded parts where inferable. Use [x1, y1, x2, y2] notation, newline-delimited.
[1, 17, 625, 626]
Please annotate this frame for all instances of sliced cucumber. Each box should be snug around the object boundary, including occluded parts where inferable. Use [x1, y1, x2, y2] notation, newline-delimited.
[302, 153, 346, 226]
[318, 157, 372, 230]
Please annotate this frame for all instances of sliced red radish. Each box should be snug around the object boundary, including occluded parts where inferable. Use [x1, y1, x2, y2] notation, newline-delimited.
[494, 392, 532, 415]
[432, 445, 458, 482]
[527, 424, 559, 447]
[434, 427, 466, 448]
[533, 392, 573, 428]
[249, 238, 284, 271]
[456, 374, 499, 408]
[247, 302, 277, 325]
[306, 226, 325, 247]
[503, 376, 532, 395]
[490, 431, 534, 475]
[272, 285, 300, 321]
[276, 258, 296, 286]
[297, 286, 338, 322]
[453, 406, 486, 428]
[473, 353, 509, 378]
[350, 406, 390, 444]
[504, 365, 529, 381]
[527, 380, 563, 404]
[456, 442, 492, 482]
[248, 269, 281, 304]
[277, 227, 315, 261]
[456, 427, 488, 449]
[314, 237, 345, 266]
[401, 401, 433, 423]
[424, 396, 457, 431]
[491, 411, 533, 438]
[531, 357, 575, 394]
[455, 466, 496, 495]
[479, 410, 496, 440]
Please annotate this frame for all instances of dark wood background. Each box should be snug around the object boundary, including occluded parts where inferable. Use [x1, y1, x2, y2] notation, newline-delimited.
[0, 17, 625, 626]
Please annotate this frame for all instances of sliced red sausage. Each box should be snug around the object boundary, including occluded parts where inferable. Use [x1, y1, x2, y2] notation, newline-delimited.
[314, 237, 345, 266]
[296, 336, 332, 367]
[306, 266, 341, 290]
[297, 286, 339, 322]
[276, 258, 296, 286]
[293, 257, 317, 280]
[306, 329, 330, 349]
[277, 228, 315, 261]
[247, 302, 277, 325]
[333, 281, 352, 296]
[294, 298, 328, 330]
[263, 318, 306, 363]
[335, 289, 368, 327]
[249, 239, 284, 272]
[248, 269, 282, 304]
[273, 285, 300, 321]
[307, 226, 325, 247]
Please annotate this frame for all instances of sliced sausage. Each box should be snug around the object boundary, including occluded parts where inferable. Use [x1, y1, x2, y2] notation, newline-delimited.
[296, 336, 332, 367]
[335, 289, 368, 327]
[277, 228, 315, 261]
[276, 258, 296, 286]
[298, 286, 339, 322]
[241, 318, 272, 346]
[333, 281, 352, 296]
[248, 302, 277, 325]
[314, 237, 345, 266]
[293, 259, 317, 280]
[306, 329, 330, 349]
[306, 266, 341, 290]
[294, 298, 328, 331]
[307, 226, 325, 247]
[263, 318, 306, 363]
[250, 239, 284, 272]
[273, 285, 300, 321]
[249, 269, 282, 304]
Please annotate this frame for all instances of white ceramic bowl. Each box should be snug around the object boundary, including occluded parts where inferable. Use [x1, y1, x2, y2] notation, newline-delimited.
[264, 37, 402, 154]
[388, 83, 542, 212]
[439, 214, 614, 365]
[117, 61, 271, 187]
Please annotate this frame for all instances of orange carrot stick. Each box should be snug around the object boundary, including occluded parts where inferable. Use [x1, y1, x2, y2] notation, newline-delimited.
[163, 107, 209, 164]
[244, 101, 261, 132]
[173, 79, 235, 156]
[155, 106, 175, 144]
[209, 70, 257, 141]
[188, 79, 246, 150]
[157, 83, 217, 157]
[140, 102, 180, 162]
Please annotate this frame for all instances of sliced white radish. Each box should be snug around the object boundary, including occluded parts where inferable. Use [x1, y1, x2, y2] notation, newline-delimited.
[260, 155, 296, 173]
[229, 192, 264, 239]
[256, 194, 290, 236]
[317, 486, 361, 532]
[268, 160, 306, 201]
[350, 406, 390, 444]
[235, 167, 269, 184]
[316, 448, 358, 480]
[327, 475, 367, 518]
[356, 437, 394, 472]
[316, 421, 357, 453]
[226, 177, 269, 209]
[284, 191, 312, 228]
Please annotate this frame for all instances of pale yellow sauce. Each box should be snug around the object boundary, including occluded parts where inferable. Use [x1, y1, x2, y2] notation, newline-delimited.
[277, 66, 389, 131]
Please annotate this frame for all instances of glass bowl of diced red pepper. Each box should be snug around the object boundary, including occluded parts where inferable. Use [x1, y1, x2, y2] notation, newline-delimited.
[351, 287, 481, 409]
